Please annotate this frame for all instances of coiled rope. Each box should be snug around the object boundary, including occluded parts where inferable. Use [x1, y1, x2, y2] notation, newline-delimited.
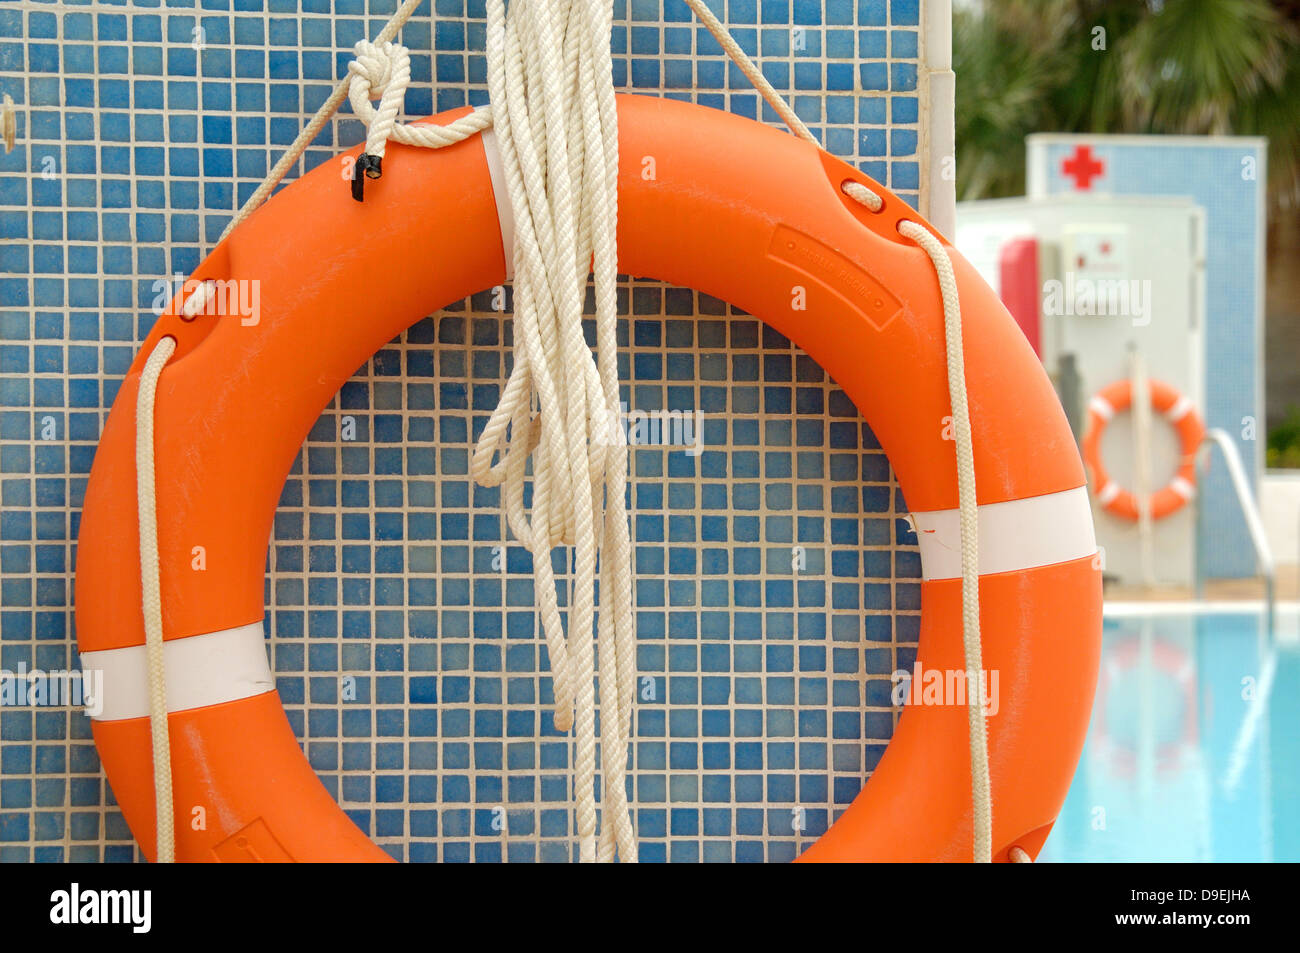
[460, 0, 636, 863]
[141, 0, 993, 863]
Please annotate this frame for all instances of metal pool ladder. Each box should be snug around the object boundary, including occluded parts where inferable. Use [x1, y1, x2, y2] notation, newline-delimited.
[1195, 428, 1276, 626]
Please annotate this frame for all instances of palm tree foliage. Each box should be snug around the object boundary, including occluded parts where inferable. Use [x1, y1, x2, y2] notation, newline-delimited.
[954, 0, 1300, 204]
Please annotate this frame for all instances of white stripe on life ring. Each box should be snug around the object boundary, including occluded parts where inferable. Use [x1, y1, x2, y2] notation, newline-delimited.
[80, 621, 273, 723]
[480, 129, 514, 281]
[1088, 396, 1114, 421]
[911, 485, 1097, 582]
[1096, 481, 1121, 505]
[1165, 395, 1194, 423]
[1169, 476, 1196, 500]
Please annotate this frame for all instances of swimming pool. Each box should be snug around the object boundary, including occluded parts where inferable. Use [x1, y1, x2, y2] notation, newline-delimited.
[1041, 606, 1300, 862]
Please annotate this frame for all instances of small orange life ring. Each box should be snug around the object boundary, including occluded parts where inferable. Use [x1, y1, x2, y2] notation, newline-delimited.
[75, 95, 1102, 862]
[1082, 379, 1206, 521]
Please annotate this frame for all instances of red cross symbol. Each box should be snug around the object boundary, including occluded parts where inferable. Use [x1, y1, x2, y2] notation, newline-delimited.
[1062, 144, 1105, 190]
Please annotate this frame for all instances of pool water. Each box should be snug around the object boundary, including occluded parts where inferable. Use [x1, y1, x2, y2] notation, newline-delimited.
[1040, 609, 1300, 863]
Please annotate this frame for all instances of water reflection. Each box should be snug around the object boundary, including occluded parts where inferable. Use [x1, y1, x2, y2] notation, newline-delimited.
[1041, 611, 1300, 862]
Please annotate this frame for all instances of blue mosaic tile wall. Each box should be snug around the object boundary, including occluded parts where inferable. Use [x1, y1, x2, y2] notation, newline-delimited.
[0, 0, 929, 862]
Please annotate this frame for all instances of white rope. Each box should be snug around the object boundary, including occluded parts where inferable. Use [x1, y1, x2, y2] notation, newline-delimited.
[136, 334, 177, 863]
[842, 178, 885, 214]
[467, 0, 637, 863]
[681, 0, 813, 143]
[889, 214, 992, 863]
[678, 0, 886, 212]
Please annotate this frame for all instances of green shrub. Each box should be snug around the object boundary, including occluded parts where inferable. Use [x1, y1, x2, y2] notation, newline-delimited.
[1267, 405, 1300, 468]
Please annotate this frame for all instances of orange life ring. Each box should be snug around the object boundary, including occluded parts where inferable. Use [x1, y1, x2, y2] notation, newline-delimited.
[75, 95, 1102, 863]
[1082, 379, 1206, 521]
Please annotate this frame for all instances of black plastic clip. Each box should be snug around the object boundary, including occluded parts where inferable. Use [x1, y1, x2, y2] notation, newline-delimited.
[351, 153, 383, 202]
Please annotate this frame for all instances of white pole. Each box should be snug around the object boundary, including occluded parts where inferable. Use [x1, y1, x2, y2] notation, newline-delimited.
[1130, 348, 1156, 587]
[923, 0, 955, 237]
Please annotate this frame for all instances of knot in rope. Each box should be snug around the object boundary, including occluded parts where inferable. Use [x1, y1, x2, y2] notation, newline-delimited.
[346, 40, 410, 199]
[349, 39, 407, 101]
[343, 39, 494, 202]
